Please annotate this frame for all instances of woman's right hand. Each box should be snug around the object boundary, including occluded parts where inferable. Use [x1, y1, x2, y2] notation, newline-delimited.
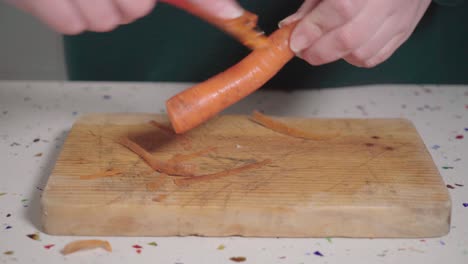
[5, 0, 243, 35]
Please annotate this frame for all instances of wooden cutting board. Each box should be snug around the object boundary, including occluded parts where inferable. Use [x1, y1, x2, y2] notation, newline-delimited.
[41, 113, 451, 238]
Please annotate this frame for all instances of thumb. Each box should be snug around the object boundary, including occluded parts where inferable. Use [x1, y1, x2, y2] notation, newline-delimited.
[186, 0, 244, 19]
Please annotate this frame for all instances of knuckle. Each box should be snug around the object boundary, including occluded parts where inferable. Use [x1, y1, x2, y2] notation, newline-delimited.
[330, 0, 357, 20]
[349, 49, 369, 62]
[90, 14, 120, 32]
[124, 0, 155, 20]
[335, 29, 358, 51]
[58, 19, 86, 35]
[304, 50, 327, 66]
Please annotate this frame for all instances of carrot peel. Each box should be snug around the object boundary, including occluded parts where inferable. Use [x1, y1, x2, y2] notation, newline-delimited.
[250, 111, 340, 140]
[62, 240, 112, 255]
[173, 159, 271, 186]
[118, 137, 195, 177]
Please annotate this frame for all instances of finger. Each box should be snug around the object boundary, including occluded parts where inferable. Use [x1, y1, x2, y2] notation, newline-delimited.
[299, 2, 388, 65]
[279, 0, 321, 28]
[73, 0, 122, 32]
[345, 0, 430, 67]
[362, 33, 408, 68]
[343, 19, 405, 67]
[24, 0, 86, 35]
[186, 0, 244, 19]
[114, 0, 157, 24]
[290, 0, 367, 53]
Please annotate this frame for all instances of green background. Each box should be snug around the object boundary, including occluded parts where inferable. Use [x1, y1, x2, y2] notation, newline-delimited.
[64, 0, 468, 89]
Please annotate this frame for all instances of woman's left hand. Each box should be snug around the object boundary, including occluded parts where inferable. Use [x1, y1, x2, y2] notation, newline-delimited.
[281, 0, 432, 68]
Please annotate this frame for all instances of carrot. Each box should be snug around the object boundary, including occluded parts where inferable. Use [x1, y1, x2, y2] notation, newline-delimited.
[62, 240, 112, 255]
[173, 159, 271, 186]
[249, 110, 340, 140]
[161, 0, 269, 49]
[166, 23, 297, 134]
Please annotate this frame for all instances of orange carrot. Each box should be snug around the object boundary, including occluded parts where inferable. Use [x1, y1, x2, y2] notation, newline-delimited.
[250, 110, 340, 140]
[173, 159, 271, 186]
[161, 0, 269, 49]
[166, 23, 297, 134]
[62, 240, 112, 255]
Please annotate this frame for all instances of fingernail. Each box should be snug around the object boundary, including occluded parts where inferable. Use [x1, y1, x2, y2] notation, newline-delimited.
[290, 31, 310, 53]
[278, 14, 301, 28]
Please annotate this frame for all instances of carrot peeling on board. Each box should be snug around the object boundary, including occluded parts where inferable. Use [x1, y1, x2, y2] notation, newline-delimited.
[161, 0, 270, 50]
[250, 111, 339, 140]
[173, 159, 271, 186]
[62, 240, 112, 255]
[166, 22, 298, 134]
[80, 169, 122, 180]
[149, 120, 175, 135]
[118, 137, 194, 177]
[149, 120, 193, 150]
[167, 146, 217, 164]
[146, 174, 169, 192]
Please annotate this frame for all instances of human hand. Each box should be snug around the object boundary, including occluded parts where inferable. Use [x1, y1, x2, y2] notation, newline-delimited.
[281, 0, 432, 68]
[4, 0, 243, 35]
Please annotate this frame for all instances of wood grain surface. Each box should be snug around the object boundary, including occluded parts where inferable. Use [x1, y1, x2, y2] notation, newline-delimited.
[41, 113, 451, 238]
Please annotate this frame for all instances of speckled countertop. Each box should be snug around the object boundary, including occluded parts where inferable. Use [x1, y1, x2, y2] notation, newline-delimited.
[0, 81, 467, 264]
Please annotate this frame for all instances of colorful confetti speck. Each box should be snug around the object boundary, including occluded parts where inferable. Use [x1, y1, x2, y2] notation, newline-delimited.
[431, 145, 441, 150]
[440, 240, 446, 246]
[3, 251, 13, 255]
[442, 166, 454, 170]
[21, 199, 28, 202]
[230, 256, 246, 262]
[102, 95, 112, 100]
[27, 233, 40, 241]
[5, 226, 12, 230]
[132, 245, 142, 249]
[314, 251, 324, 257]
[326, 237, 332, 243]
[217, 244, 225, 250]
[34, 153, 43, 157]
[136, 249, 142, 254]
[148, 242, 158, 247]
[44, 244, 55, 249]
[33, 138, 40, 143]
[463, 203, 468, 207]
[465, 128, 468, 132]
[447, 184, 455, 189]
[6, 213, 11, 217]
[279, 256, 286, 259]
[455, 135, 464, 139]
[0, 192, 6, 196]
[455, 184, 464, 187]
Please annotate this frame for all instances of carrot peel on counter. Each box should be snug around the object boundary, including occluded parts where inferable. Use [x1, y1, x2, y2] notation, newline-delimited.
[166, 22, 297, 134]
[62, 240, 112, 255]
[173, 159, 271, 186]
[250, 111, 339, 140]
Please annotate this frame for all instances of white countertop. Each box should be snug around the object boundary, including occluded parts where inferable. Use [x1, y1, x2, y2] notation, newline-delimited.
[0, 81, 467, 264]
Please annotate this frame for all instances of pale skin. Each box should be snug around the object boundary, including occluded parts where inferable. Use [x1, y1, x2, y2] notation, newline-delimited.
[6, 0, 432, 68]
